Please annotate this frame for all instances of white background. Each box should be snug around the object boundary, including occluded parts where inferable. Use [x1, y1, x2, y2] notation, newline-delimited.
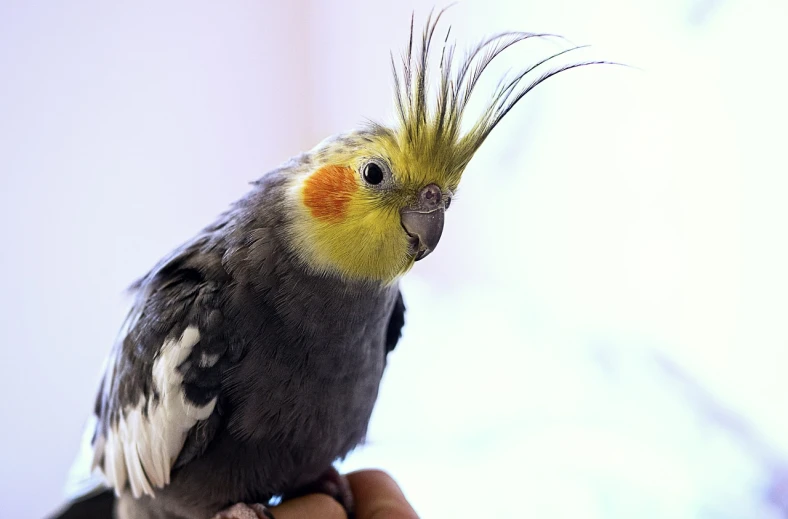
[1, 1, 787, 517]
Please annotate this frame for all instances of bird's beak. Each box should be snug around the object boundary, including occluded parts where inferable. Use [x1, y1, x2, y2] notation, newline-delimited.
[400, 184, 446, 261]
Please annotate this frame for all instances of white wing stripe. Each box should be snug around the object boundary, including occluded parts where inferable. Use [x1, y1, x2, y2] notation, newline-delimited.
[95, 325, 218, 497]
[103, 429, 127, 496]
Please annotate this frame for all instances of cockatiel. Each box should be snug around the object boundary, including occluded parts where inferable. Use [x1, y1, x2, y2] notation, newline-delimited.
[55, 9, 608, 519]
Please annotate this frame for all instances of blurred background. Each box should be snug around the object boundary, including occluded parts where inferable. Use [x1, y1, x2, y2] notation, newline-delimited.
[2, 0, 787, 517]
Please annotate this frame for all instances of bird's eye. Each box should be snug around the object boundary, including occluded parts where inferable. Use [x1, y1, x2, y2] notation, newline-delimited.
[444, 197, 452, 210]
[362, 162, 385, 185]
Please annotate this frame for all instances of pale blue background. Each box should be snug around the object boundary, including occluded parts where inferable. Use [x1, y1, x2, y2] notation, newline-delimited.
[1, 1, 787, 517]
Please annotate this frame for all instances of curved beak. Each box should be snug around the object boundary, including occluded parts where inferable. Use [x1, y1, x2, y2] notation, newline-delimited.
[400, 184, 447, 261]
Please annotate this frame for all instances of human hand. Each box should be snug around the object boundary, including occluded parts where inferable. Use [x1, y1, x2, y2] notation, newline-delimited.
[269, 469, 418, 519]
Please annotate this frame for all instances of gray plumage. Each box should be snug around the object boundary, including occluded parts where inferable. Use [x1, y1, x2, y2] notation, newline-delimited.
[79, 156, 405, 519]
[54, 10, 611, 517]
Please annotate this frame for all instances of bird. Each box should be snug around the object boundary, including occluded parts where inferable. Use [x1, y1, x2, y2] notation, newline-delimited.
[53, 8, 609, 519]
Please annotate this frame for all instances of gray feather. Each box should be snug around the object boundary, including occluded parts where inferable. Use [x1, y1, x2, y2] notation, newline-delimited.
[73, 161, 405, 519]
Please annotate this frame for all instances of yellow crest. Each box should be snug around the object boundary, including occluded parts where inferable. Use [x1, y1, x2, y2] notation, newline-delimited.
[386, 7, 613, 187]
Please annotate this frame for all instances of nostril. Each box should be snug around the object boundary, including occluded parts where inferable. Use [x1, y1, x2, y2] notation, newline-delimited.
[420, 184, 442, 208]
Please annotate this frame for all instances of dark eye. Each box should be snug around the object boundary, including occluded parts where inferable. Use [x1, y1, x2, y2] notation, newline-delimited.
[444, 196, 452, 210]
[362, 162, 385, 185]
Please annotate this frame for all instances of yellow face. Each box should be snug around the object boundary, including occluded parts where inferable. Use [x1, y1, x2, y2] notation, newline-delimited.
[286, 131, 459, 284]
[281, 5, 610, 283]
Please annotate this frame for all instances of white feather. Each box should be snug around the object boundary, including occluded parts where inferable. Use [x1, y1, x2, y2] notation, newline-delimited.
[199, 352, 220, 368]
[93, 325, 217, 497]
[63, 415, 109, 502]
[103, 426, 127, 496]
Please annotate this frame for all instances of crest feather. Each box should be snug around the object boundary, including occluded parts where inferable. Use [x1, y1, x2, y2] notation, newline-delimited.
[390, 7, 617, 182]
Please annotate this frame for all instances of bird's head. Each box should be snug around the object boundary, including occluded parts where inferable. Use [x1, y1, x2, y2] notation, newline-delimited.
[284, 10, 607, 285]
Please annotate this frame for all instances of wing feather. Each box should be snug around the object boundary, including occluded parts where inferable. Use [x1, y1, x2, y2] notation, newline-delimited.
[94, 325, 218, 497]
[68, 243, 230, 500]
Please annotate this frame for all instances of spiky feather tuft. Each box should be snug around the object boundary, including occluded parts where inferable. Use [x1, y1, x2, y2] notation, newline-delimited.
[389, 7, 616, 185]
[289, 10, 621, 284]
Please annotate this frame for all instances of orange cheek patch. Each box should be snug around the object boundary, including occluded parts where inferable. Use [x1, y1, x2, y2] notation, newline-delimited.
[302, 165, 358, 222]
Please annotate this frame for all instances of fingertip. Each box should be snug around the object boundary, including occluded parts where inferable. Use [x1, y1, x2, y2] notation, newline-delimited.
[347, 469, 394, 488]
[346, 470, 418, 519]
[270, 493, 347, 519]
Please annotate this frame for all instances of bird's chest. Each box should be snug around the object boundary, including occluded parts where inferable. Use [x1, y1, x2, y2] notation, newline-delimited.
[248, 319, 387, 449]
[216, 283, 396, 494]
